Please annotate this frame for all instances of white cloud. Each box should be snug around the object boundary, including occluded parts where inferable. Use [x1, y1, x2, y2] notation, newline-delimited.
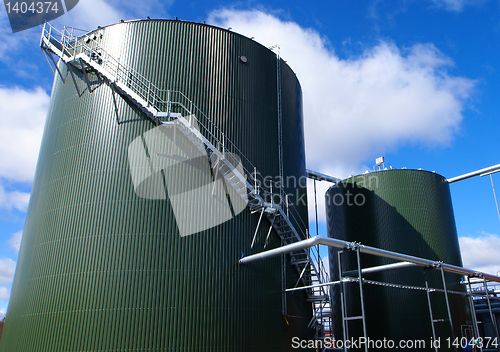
[0, 186, 30, 212]
[0, 14, 40, 63]
[307, 179, 334, 223]
[54, 0, 125, 31]
[209, 10, 475, 180]
[0, 0, 173, 66]
[459, 233, 500, 276]
[53, 0, 173, 32]
[0, 258, 16, 285]
[209, 9, 475, 223]
[0, 287, 9, 301]
[0, 86, 49, 183]
[7, 231, 23, 252]
[0, 308, 6, 320]
[429, 0, 485, 12]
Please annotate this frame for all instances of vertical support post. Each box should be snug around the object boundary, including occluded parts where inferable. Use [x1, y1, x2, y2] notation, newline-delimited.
[110, 85, 120, 124]
[285, 194, 289, 218]
[483, 276, 500, 341]
[116, 57, 120, 82]
[281, 245, 287, 316]
[314, 179, 319, 236]
[222, 136, 225, 158]
[251, 209, 264, 249]
[424, 268, 438, 352]
[490, 174, 500, 223]
[440, 266, 457, 352]
[337, 250, 348, 351]
[254, 167, 258, 195]
[147, 81, 151, 107]
[271, 183, 273, 207]
[467, 276, 483, 352]
[173, 118, 177, 146]
[60, 25, 66, 60]
[167, 90, 171, 115]
[275, 50, 284, 208]
[356, 247, 369, 352]
[263, 220, 273, 249]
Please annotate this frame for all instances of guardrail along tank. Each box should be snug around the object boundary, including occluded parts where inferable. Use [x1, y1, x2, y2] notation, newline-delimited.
[0, 20, 312, 351]
[326, 169, 469, 350]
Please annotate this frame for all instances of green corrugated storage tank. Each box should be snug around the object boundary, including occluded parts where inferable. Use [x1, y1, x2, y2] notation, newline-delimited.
[326, 169, 469, 351]
[0, 20, 312, 351]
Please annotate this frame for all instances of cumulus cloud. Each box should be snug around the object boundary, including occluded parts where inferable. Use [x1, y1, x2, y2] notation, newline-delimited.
[459, 233, 500, 275]
[209, 9, 475, 179]
[0, 258, 16, 285]
[0, 287, 9, 301]
[0, 12, 40, 63]
[0, 186, 30, 212]
[307, 179, 334, 223]
[0, 308, 6, 320]
[0, 86, 49, 183]
[210, 9, 475, 223]
[7, 231, 23, 252]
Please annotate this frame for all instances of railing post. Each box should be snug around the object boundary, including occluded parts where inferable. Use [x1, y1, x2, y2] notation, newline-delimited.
[167, 90, 171, 115]
[116, 58, 120, 82]
[254, 167, 257, 194]
[147, 81, 150, 106]
[222, 136, 225, 158]
[61, 25, 66, 49]
[271, 183, 273, 207]
[286, 194, 289, 218]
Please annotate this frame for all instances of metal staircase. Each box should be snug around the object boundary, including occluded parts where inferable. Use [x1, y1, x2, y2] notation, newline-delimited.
[40, 22, 330, 338]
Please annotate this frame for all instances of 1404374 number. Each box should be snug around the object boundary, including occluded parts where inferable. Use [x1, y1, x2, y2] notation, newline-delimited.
[5, 2, 59, 14]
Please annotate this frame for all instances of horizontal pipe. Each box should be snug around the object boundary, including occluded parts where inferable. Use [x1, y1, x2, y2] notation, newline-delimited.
[285, 280, 341, 292]
[239, 235, 500, 283]
[306, 169, 341, 183]
[465, 278, 500, 285]
[343, 261, 418, 277]
[239, 236, 321, 263]
[474, 308, 500, 314]
[447, 163, 500, 183]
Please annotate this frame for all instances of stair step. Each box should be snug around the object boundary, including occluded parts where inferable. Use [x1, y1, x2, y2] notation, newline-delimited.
[290, 260, 310, 265]
[307, 296, 329, 302]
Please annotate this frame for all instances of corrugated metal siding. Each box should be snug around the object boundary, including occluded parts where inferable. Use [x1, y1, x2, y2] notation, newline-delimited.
[0, 20, 312, 351]
[326, 169, 469, 348]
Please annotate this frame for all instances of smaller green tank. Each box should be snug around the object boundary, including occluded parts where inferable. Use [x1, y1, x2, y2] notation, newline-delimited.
[326, 169, 469, 350]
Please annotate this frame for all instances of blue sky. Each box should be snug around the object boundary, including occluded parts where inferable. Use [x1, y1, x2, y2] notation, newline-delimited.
[1, 0, 500, 318]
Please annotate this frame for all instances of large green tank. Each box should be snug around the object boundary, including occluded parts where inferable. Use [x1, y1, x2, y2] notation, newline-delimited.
[326, 169, 469, 351]
[0, 20, 312, 351]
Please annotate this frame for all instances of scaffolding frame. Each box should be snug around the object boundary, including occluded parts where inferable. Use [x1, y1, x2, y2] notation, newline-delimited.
[240, 235, 500, 351]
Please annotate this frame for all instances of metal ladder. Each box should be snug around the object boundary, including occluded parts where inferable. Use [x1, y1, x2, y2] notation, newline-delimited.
[338, 246, 368, 352]
[424, 266, 458, 352]
[40, 22, 330, 337]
